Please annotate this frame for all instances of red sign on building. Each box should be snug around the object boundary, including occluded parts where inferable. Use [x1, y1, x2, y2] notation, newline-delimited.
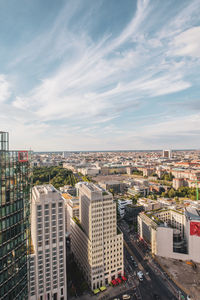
[18, 151, 29, 162]
[190, 222, 200, 237]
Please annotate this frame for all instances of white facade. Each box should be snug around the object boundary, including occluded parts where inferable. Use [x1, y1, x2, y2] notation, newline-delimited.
[138, 207, 200, 263]
[118, 199, 132, 217]
[78, 167, 100, 176]
[163, 150, 171, 158]
[29, 185, 67, 300]
[71, 183, 124, 290]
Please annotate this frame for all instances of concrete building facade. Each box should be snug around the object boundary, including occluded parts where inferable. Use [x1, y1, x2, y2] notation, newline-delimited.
[138, 207, 200, 263]
[62, 193, 79, 234]
[117, 199, 132, 218]
[71, 183, 124, 290]
[29, 185, 67, 300]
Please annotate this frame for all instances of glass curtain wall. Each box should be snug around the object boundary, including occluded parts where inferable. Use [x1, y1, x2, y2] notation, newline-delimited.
[0, 132, 31, 300]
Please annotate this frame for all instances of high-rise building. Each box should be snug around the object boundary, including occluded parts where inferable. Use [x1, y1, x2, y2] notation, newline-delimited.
[71, 183, 124, 290]
[163, 149, 172, 159]
[29, 184, 67, 300]
[0, 131, 31, 299]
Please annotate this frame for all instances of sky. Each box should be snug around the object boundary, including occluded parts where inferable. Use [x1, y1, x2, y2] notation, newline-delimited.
[0, 0, 200, 151]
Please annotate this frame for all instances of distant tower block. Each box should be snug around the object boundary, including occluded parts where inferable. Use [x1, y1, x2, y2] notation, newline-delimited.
[163, 150, 172, 159]
[62, 151, 70, 159]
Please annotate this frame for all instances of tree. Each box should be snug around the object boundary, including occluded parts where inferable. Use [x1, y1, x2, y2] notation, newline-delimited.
[161, 192, 166, 197]
[132, 197, 137, 205]
[168, 188, 175, 198]
[33, 166, 74, 188]
[109, 188, 115, 196]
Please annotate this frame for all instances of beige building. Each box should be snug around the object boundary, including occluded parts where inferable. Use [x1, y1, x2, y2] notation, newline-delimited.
[62, 192, 79, 234]
[137, 198, 161, 211]
[71, 183, 124, 290]
[29, 185, 67, 300]
[138, 207, 200, 263]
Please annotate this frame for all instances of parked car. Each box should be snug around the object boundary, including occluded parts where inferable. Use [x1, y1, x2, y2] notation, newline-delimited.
[122, 295, 131, 300]
[133, 261, 138, 267]
[137, 271, 143, 281]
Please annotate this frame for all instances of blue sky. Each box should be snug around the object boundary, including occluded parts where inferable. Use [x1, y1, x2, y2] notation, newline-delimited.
[1, 0, 200, 151]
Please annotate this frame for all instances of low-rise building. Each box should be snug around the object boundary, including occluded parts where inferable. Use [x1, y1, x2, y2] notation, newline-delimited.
[62, 193, 79, 234]
[99, 180, 125, 194]
[117, 199, 133, 218]
[137, 198, 161, 211]
[138, 206, 200, 263]
[124, 205, 144, 226]
[60, 185, 76, 196]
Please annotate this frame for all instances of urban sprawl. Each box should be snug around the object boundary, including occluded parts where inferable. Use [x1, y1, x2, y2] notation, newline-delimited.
[1, 131, 200, 300]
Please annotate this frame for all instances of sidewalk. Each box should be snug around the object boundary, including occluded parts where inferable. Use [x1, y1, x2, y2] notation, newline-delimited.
[70, 282, 133, 300]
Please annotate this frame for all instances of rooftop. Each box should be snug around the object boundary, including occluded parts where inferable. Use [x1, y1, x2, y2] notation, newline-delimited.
[34, 184, 57, 194]
[185, 207, 200, 220]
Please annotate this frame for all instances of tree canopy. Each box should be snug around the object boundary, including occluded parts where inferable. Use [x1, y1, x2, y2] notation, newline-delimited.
[33, 166, 78, 189]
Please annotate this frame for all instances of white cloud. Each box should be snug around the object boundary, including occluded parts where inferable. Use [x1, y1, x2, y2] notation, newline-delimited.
[0, 75, 11, 102]
[171, 26, 200, 58]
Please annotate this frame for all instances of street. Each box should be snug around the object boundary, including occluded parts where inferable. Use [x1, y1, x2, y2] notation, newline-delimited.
[117, 220, 187, 300]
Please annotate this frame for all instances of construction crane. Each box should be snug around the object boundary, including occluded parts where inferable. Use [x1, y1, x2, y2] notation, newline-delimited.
[191, 179, 200, 201]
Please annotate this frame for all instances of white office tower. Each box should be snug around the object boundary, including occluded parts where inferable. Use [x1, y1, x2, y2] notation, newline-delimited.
[163, 149, 172, 158]
[29, 185, 67, 300]
[71, 183, 124, 290]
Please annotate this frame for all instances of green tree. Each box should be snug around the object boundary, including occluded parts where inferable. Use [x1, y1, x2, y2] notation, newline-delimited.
[168, 188, 175, 198]
[109, 188, 115, 196]
[161, 191, 166, 197]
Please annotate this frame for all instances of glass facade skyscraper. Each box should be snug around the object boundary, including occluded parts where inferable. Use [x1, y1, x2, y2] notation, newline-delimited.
[0, 132, 31, 300]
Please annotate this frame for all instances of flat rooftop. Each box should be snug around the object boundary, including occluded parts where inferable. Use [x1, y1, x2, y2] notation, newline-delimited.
[34, 184, 57, 194]
[185, 207, 200, 220]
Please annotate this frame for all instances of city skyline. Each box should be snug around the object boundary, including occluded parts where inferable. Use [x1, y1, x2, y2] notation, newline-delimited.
[0, 0, 200, 151]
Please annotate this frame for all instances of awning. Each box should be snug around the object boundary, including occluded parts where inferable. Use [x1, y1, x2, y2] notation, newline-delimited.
[111, 279, 118, 285]
[116, 278, 121, 283]
[122, 276, 127, 281]
[93, 289, 100, 294]
[100, 286, 107, 292]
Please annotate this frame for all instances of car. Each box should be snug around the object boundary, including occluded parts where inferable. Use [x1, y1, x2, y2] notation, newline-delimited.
[130, 256, 134, 260]
[133, 261, 138, 267]
[137, 271, 143, 281]
[122, 295, 131, 300]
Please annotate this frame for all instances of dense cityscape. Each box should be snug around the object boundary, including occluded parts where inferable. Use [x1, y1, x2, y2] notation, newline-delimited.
[1, 131, 200, 300]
